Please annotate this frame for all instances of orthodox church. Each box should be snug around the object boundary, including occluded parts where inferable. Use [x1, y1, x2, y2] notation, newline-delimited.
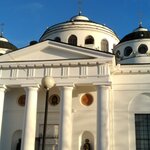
[0, 12, 149, 150]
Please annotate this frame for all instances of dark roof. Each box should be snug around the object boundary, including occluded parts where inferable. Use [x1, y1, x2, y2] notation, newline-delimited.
[119, 30, 150, 44]
[0, 40, 18, 51]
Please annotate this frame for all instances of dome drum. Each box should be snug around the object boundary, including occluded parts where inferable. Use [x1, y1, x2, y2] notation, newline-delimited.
[39, 15, 119, 53]
[114, 40, 150, 64]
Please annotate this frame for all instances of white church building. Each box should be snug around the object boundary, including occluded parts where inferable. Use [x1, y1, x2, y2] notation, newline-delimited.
[0, 13, 150, 150]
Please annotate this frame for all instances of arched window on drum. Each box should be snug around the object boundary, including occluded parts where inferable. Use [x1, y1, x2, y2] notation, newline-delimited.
[68, 35, 77, 46]
[101, 39, 109, 52]
[54, 37, 61, 42]
[85, 35, 94, 45]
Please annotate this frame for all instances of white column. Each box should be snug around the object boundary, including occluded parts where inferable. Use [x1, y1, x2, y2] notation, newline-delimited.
[58, 86, 73, 150]
[0, 85, 6, 150]
[21, 86, 39, 150]
[97, 85, 110, 150]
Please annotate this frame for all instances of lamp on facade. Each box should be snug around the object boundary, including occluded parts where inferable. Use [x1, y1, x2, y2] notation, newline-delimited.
[41, 76, 55, 150]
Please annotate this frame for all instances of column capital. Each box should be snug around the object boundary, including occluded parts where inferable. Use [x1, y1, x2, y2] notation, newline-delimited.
[21, 84, 40, 89]
[56, 82, 74, 88]
[93, 82, 111, 87]
[0, 85, 7, 92]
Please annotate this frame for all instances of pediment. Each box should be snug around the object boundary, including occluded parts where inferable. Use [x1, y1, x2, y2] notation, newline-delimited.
[0, 40, 114, 62]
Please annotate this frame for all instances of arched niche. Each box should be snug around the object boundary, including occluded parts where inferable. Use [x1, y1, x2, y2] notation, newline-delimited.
[79, 131, 94, 150]
[11, 130, 22, 150]
[128, 93, 150, 150]
[101, 39, 109, 52]
[129, 93, 150, 112]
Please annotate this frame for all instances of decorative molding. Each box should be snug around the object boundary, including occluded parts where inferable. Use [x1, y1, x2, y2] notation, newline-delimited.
[10, 68, 18, 78]
[0, 61, 110, 83]
[44, 67, 52, 76]
[61, 66, 69, 77]
[27, 68, 35, 78]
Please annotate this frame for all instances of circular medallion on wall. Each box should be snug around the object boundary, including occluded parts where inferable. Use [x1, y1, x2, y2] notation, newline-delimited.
[49, 94, 60, 106]
[18, 95, 26, 107]
[81, 93, 93, 106]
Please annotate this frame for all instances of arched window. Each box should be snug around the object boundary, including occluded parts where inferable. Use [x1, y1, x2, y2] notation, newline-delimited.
[54, 37, 61, 42]
[85, 35, 94, 45]
[101, 39, 109, 52]
[68, 35, 77, 46]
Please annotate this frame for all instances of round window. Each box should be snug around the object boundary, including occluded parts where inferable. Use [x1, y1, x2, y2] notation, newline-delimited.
[18, 95, 26, 106]
[124, 46, 133, 56]
[81, 93, 93, 106]
[138, 44, 148, 54]
[49, 94, 60, 106]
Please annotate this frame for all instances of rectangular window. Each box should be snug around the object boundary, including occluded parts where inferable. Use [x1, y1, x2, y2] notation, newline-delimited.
[135, 114, 150, 150]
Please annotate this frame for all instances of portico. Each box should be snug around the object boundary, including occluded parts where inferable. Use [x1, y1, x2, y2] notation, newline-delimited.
[0, 40, 114, 150]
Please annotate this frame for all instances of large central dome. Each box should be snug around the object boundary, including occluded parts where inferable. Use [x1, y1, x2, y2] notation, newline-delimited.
[39, 14, 119, 53]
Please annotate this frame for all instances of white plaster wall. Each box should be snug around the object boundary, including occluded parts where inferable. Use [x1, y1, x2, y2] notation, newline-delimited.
[1, 88, 25, 150]
[72, 86, 97, 150]
[112, 71, 150, 150]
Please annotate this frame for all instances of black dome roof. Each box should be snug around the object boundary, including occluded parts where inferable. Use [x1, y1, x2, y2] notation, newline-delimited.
[119, 26, 150, 44]
[0, 36, 17, 51]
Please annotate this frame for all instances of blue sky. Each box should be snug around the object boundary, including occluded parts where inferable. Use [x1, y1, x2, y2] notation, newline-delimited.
[0, 0, 150, 48]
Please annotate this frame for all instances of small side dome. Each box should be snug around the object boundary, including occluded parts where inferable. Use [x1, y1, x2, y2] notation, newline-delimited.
[114, 24, 150, 64]
[0, 35, 18, 55]
[119, 25, 150, 44]
[133, 26, 148, 32]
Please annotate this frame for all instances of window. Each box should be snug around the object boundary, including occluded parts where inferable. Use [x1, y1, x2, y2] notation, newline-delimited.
[124, 46, 133, 56]
[54, 37, 61, 42]
[135, 114, 150, 150]
[85, 35, 94, 45]
[138, 44, 148, 54]
[68, 35, 77, 46]
[101, 39, 109, 52]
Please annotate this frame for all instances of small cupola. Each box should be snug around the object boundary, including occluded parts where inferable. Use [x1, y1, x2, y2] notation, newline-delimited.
[114, 23, 150, 64]
[0, 33, 18, 55]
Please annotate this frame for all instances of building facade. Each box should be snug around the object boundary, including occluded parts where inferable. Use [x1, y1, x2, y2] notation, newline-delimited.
[0, 14, 150, 150]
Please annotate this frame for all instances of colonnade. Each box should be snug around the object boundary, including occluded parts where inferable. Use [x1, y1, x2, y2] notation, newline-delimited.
[0, 83, 111, 150]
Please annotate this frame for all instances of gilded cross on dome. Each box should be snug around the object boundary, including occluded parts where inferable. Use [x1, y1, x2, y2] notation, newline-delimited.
[0, 23, 4, 37]
[78, 0, 82, 15]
